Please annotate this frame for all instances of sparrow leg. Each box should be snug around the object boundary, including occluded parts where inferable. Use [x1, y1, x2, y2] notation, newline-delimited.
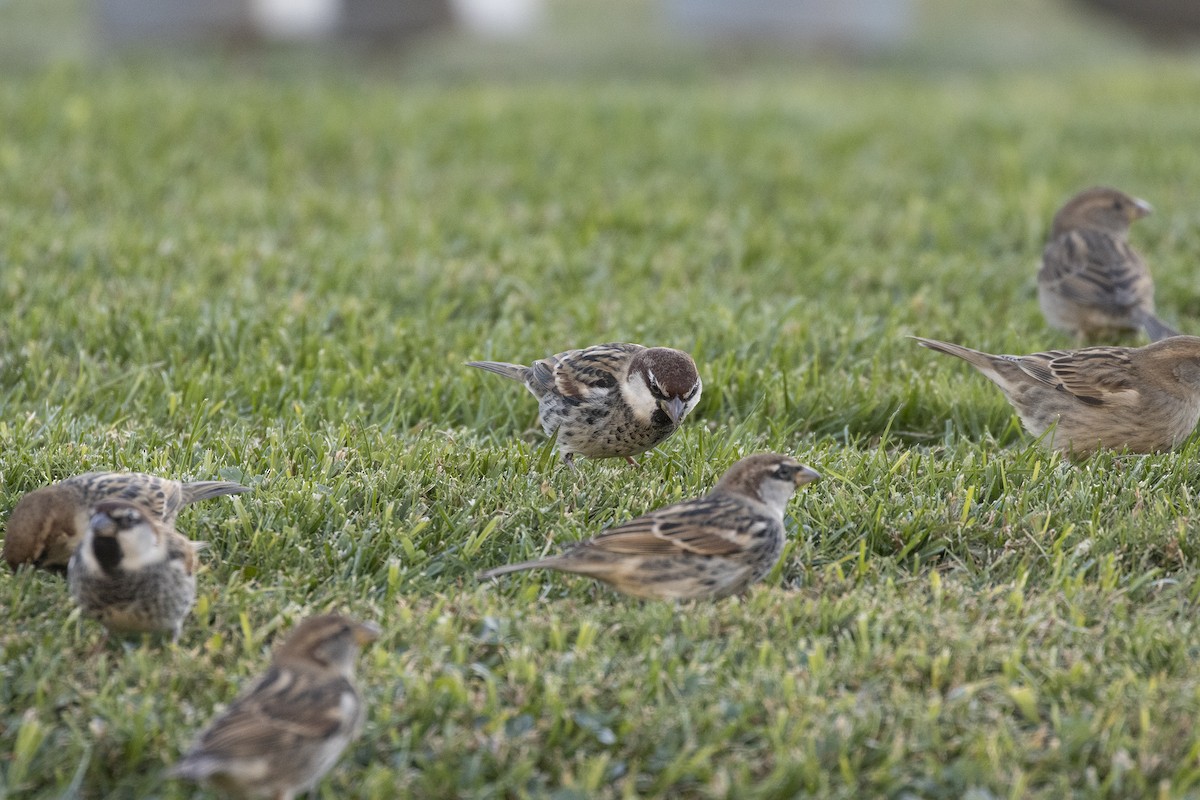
[624, 456, 640, 468]
[563, 453, 578, 471]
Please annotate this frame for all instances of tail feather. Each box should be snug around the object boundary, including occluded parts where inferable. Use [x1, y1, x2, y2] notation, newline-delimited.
[477, 558, 552, 581]
[466, 361, 530, 382]
[911, 336, 995, 370]
[169, 756, 218, 781]
[180, 481, 250, 505]
[1134, 310, 1183, 342]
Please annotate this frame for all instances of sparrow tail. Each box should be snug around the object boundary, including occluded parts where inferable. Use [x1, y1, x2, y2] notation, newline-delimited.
[466, 361, 530, 382]
[180, 481, 251, 504]
[911, 336, 994, 369]
[1134, 310, 1182, 342]
[169, 757, 218, 781]
[477, 558, 551, 581]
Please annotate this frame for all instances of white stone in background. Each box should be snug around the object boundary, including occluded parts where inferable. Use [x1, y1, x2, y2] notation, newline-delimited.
[452, 0, 542, 38]
[96, 0, 453, 44]
[665, 0, 912, 47]
[252, 0, 342, 40]
[95, 0, 252, 43]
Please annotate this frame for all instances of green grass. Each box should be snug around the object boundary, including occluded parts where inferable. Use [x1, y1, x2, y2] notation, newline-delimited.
[6, 2, 1200, 798]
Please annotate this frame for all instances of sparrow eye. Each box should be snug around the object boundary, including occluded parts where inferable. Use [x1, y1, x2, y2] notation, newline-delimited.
[647, 372, 665, 398]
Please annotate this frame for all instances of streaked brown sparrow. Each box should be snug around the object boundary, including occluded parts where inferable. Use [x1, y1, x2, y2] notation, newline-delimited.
[468, 342, 702, 466]
[172, 614, 380, 800]
[4, 472, 247, 573]
[67, 500, 201, 641]
[480, 453, 819, 599]
[914, 335, 1200, 456]
[1038, 186, 1179, 341]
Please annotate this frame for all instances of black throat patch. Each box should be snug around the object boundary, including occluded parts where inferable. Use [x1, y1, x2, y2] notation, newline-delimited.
[91, 535, 123, 574]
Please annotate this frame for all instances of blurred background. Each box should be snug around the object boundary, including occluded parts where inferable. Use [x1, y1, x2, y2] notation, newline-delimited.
[1, 0, 1197, 77]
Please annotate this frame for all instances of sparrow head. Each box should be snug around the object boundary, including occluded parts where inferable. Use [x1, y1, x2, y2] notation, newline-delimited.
[1142, 335, 1200, 389]
[631, 347, 703, 426]
[1051, 186, 1152, 237]
[272, 614, 380, 677]
[4, 485, 84, 571]
[713, 453, 820, 514]
[81, 501, 167, 575]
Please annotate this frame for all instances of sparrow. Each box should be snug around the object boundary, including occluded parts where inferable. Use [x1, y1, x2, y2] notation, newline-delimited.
[914, 335, 1200, 457]
[1038, 186, 1180, 341]
[479, 453, 820, 599]
[67, 500, 201, 641]
[467, 343, 702, 466]
[172, 614, 380, 800]
[3, 471, 248, 573]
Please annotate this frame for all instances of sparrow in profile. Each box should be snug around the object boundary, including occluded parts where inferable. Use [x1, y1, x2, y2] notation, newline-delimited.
[479, 453, 820, 599]
[1038, 186, 1180, 341]
[172, 614, 380, 800]
[3, 472, 248, 573]
[914, 335, 1200, 457]
[67, 500, 201, 641]
[467, 343, 702, 466]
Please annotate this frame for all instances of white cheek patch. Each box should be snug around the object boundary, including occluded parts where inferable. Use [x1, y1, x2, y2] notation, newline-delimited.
[683, 378, 703, 414]
[116, 524, 168, 571]
[758, 478, 797, 516]
[77, 532, 103, 574]
[621, 372, 659, 424]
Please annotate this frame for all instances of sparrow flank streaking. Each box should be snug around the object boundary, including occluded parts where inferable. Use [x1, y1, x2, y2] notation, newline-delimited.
[479, 453, 819, 599]
[3, 471, 248, 573]
[1038, 186, 1180, 341]
[914, 335, 1200, 457]
[172, 614, 380, 800]
[67, 500, 202, 641]
[468, 343, 702, 466]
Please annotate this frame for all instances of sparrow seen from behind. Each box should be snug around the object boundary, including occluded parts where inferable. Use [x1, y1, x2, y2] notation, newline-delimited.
[1038, 186, 1180, 341]
[468, 343, 702, 466]
[4, 471, 248, 574]
[172, 614, 380, 800]
[479, 453, 820, 599]
[914, 335, 1200, 457]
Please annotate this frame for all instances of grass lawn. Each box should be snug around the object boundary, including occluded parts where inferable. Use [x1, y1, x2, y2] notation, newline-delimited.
[5, 1, 1200, 798]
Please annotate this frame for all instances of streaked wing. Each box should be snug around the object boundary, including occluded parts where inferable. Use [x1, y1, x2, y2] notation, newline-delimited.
[190, 668, 355, 759]
[580, 494, 756, 557]
[525, 359, 556, 395]
[548, 343, 642, 399]
[1046, 348, 1138, 402]
[1002, 350, 1074, 386]
[1041, 229, 1148, 311]
[166, 532, 200, 575]
[70, 473, 174, 518]
[159, 481, 187, 520]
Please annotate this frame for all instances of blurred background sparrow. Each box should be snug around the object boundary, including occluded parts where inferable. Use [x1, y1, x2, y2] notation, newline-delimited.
[67, 500, 202, 642]
[479, 453, 819, 599]
[1038, 186, 1180, 342]
[172, 614, 380, 800]
[3, 471, 247, 574]
[914, 335, 1200, 457]
[468, 342, 702, 467]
